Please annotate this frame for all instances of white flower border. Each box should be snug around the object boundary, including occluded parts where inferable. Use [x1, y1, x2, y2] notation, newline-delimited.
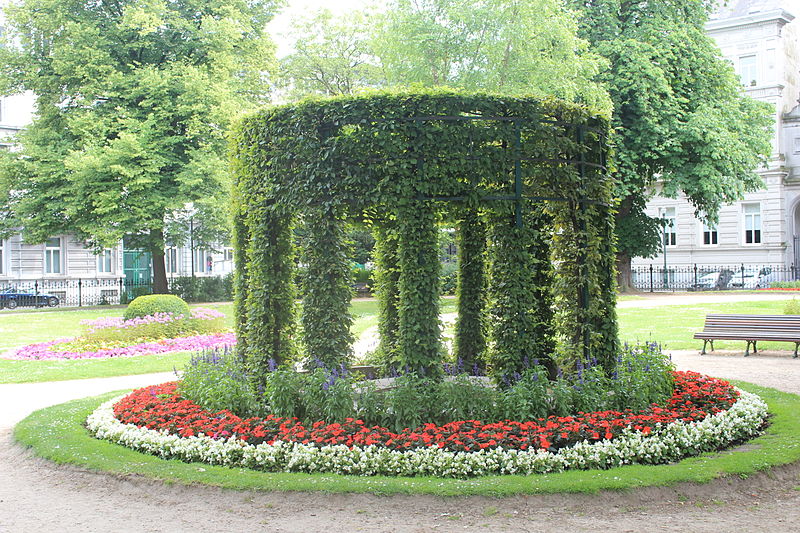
[86, 390, 768, 478]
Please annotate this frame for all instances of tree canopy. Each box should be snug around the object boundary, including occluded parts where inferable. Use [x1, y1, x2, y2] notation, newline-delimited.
[568, 0, 773, 282]
[277, 9, 379, 99]
[278, 0, 611, 113]
[0, 0, 280, 291]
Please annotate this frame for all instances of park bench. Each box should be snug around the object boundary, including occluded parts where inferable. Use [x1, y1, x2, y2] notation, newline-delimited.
[694, 314, 800, 358]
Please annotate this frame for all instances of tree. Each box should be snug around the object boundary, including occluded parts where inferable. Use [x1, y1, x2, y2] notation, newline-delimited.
[372, 0, 610, 110]
[568, 0, 774, 288]
[278, 0, 609, 109]
[0, 0, 279, 292]
[278, 9, 380, 98]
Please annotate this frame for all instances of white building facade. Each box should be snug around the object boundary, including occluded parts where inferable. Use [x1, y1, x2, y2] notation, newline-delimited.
[632, 0, 800, 287]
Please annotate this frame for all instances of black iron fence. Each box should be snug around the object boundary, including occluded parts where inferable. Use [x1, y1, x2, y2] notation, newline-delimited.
[0, 275, 232, 309]
[0, 278, 155, 308]
[631, 264, 800, 292]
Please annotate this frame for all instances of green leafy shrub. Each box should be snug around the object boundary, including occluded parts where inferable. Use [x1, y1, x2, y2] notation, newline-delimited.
[180, 349, 264, 417]
[121, 286, 152, 305]
[352, 266, 371, 285]
[124, 294, 190, 320]
[180, 344, 674, 430]
[169, 274, 233, 303]
[439, 261, 458, 295]
[607, 342, 675, 411]
[785, 298, 800, 315]
[771, 281, 800, 289]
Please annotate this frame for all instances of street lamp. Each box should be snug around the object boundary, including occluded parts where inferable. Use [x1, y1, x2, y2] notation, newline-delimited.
[662, 213, 668, 289]
[185, 203, 198, 280]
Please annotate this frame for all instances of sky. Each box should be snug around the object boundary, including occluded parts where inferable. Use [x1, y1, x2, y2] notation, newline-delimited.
[267, 0, 373, 56]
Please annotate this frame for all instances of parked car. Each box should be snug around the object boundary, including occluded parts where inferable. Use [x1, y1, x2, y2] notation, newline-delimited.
[691, 269, 734, 290]
[728, 269, 760, 289]
[0, 288, 60, 309]
[756, 270, 784, 288]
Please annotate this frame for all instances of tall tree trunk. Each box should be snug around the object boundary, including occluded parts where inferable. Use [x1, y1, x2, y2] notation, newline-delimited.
[150, 229, 169, 294]
[616, 252, 633, 293]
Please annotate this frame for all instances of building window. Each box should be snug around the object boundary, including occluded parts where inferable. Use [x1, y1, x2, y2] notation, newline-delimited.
[224, 248, 234, 262]
[45, 237, 62, 274]
[660, 207, 677, 246]
[193, 248, 206, 273]
[702, 221, 718, 245]
[743, 203, 762, 244]
[165, 247, 178, 274]
[739, 55, 757, 86]
[97, 249, 113, 273]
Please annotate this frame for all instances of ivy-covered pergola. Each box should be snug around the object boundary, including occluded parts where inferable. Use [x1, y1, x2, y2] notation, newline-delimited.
[230, 91, 617, 385]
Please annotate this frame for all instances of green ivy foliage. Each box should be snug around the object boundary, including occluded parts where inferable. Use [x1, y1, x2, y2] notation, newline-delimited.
[229, 89, 614, 384]
[243, 210, 297, 382]
[301, 208, 355, 368]
[453, 208, 486, 370]
[487, 203, 557, 382]
[372, 223, 401, 370]
[397, 201, 442, 377]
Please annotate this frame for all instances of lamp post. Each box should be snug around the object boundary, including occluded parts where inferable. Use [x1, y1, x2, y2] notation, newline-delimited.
[662, 213, 668, 289]
[190, 216, 195, 280]
[186, 202, 197, 280]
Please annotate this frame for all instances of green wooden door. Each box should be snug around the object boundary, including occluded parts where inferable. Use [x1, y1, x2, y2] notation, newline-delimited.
[123, 250, 152, 299]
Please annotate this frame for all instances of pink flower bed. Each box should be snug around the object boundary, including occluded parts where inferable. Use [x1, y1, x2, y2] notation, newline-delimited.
[4, 333, 237, 360]
[81, 308, 225, 333]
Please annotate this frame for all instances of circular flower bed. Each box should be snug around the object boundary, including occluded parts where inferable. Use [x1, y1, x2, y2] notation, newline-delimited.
[87, 371, 768, 478]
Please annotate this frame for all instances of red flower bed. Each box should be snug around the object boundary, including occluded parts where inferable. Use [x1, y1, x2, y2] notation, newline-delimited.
[113, 371, 738, 453]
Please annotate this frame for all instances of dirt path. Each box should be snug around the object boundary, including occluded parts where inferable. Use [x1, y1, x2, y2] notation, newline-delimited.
[616, 291, 798, 308]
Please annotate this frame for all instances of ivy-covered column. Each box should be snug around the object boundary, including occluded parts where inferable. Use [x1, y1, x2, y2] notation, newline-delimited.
[453, 207, 486, 371]
[487, 204, 556, 383]
[231, 206, 249, 358]
[589, 202, 619, 373]
[372, 223, 401, 370]
[397, 201, 442, 377]
[301, 207, 354, 369]
[244, 208, 296, 385]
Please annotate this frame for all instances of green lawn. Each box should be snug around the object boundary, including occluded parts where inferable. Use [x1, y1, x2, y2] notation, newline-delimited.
[0, 295, 792, 383]
[618, 299, 792, 351]
[0, 351, 190, 384]
[0, 302, 235, 351]
[13, 381, 800, 496]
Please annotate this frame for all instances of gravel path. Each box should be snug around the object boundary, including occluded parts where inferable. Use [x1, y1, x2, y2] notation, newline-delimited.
[3, 293, 800, 532]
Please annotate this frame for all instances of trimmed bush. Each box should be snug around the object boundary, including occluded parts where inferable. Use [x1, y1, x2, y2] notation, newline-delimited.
[169, 275, 233, 303]
[124, 294, 190, 320]
[785, 298, 800, 315]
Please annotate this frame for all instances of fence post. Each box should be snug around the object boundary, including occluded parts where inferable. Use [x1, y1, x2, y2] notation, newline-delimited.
[119, 277, 124, 304]
[693, 264, 698, 290]
[34, 280, 40, 308]
[741, 263, 745, 290]
[78, 279, 82, 307]
[649, 264, 654, 292]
